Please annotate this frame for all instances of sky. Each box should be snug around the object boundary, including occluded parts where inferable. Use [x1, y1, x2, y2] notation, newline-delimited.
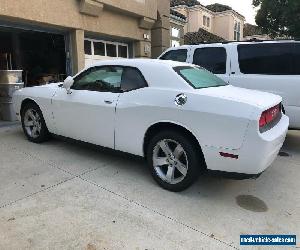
[199, 0, 257, 25]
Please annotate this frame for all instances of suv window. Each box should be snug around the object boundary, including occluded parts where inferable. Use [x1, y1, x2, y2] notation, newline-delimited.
[193, 47, 227, 74]
[160, 49, 187, 62]
[293, 43, 300, 75]
[121, 67, 148, 92]
[73, 66, 122, 92]
[238, 43, 298, 75]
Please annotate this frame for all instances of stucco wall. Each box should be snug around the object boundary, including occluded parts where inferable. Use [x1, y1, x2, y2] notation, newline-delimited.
[0, 0, 156, 41]
[213, 14, 231, 40]
[0, 0, 166, 72]
[151, 0, 170, 58]
[214, 12, 244, 41]
[188, 10, 200, 33]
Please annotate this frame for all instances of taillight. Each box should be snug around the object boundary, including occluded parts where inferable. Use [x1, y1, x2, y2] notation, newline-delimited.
[259, 104, 281, 132]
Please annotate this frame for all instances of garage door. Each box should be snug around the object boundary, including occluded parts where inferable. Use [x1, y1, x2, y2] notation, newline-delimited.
[84, 39, 129, 67]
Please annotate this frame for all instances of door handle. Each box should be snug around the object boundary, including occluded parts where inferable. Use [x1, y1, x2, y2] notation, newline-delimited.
[104, 100, 113, 104]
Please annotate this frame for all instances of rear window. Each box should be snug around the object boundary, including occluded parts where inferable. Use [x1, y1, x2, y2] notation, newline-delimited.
[238, 43, 300, 75]
[160, 49, 187, 62]
[174, 66, 227, 89]
[193, 47, 227, 74]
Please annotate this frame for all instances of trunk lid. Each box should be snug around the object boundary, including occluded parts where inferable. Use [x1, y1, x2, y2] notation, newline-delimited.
[195, 85, 282, 110]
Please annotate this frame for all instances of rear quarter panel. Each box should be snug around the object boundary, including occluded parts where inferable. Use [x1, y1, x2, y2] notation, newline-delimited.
[115, 87, 255, 156]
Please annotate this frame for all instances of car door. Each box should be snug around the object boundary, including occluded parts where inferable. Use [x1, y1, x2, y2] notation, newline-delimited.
[51, 66, 122, 149]
[191, 45, 230, 83]
[114, 67, 149, 156]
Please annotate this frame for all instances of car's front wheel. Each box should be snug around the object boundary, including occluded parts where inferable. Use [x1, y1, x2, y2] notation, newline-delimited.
[147, 130, 204, 192]
[21, 102, 50, 143]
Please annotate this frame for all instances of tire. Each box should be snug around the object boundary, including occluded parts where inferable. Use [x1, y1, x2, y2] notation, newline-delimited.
[146, 130, 204, 192]
[21, 102, 50, 143]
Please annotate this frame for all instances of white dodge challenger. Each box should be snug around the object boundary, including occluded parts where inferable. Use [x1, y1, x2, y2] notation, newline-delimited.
[13, 59, 289, 191]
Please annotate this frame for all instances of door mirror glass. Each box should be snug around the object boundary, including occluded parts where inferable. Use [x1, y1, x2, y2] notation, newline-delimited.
[63, 76, 74, 94]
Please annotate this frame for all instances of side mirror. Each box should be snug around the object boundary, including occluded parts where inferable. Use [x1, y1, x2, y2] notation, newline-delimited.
[63, 76, 74, 94]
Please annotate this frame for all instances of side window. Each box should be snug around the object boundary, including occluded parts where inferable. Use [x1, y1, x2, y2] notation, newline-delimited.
[72, 66, 122, 92]
[160, 49, 187, 62]
[193, 47, 227, 74]
[293, 43, 300, 75]
[121, 67, 148, 92]
[238, 43, 293, 75]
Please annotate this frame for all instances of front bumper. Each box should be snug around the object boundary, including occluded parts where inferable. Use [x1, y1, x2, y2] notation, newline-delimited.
[202, 114, 289, 175]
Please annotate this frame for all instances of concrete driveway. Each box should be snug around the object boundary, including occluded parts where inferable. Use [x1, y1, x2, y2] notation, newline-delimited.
[0, 125, 299, 250]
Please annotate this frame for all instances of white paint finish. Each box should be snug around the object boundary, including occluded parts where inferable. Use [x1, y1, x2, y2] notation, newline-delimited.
[12, 83, 59, 132]
[51, 88, 119, 149]
[159, 41, 300, 129]
[13, 59, 288, 175]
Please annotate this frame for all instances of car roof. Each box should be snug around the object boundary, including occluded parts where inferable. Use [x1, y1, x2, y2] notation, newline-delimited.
[90, 58, 191, 68]
[79, 59, 193, 90]
[164, 40, 300, 50]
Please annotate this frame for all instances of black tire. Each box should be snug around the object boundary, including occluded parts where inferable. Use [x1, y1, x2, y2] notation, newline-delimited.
[21, 102, 50, 143]
[146, 130, 205, 192]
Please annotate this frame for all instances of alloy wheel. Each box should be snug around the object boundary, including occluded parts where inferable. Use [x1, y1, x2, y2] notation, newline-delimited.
[23, 108, 42, 139]
[152, 139, 189, 184]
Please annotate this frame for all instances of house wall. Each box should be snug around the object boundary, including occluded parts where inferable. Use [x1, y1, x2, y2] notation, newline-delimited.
[200, 8, 214, 33]
[213, 14, 232, 40]
[172, 5, 245, 41]
[0, 0, 166, 73]
[151, 0, 170, 57]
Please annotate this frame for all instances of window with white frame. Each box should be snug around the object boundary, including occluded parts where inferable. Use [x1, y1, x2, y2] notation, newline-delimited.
[84, 39, 129, 58]
[203, 16, 210, 28]
[171, 27, 180, 38]
[234, 21, 241, 41]
[207, 17, 210, 27]
[171, 40, 180, 47]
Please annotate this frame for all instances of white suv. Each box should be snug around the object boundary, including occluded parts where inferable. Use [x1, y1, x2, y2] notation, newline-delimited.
[159, 41, 300, 129]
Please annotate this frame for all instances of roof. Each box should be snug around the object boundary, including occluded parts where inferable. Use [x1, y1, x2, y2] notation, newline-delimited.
[206, 4, 245, 19]
[90, 59, 189, 68]
[170, 9, 187, 21]
[244, 23, 264, 37]
[205, 3, 232, 12]
[170, 40, 300, 48]
[171, 1, 245, 20]
[170, 0, 201, 7]
[86, 59, 192, 90]
[184, 28, 225, 45]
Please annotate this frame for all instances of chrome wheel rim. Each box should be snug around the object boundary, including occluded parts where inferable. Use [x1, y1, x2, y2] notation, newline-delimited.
[153, 139, 188, 185]
[24, 108, 42, 139]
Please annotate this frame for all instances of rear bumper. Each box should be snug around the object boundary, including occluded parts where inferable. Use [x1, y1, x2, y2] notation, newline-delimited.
[206, 170, 262, 180]
[202, 114, 289, 175]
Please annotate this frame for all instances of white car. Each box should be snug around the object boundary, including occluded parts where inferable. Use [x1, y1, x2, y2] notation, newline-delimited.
[12, 59, 289, 191]
[159, 41, 300, 129]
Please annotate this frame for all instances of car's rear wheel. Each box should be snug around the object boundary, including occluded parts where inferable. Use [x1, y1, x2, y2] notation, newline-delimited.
[21, 102, 50, 143]
[147, 130, 204, 192]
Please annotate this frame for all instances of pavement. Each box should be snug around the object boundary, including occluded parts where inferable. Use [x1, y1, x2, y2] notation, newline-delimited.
[0, 124, 299, 250]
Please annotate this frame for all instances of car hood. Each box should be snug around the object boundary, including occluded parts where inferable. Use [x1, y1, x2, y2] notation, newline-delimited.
[194, 85, 282, 110]
[38, 82, 62, 88]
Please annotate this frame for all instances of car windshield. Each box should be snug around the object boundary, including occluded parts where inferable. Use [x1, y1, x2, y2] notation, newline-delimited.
[174, 66, 228, 89]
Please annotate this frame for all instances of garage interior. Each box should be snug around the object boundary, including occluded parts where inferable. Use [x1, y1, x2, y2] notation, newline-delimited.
[0, 26, 67, 122]
[0, 27, 67, 87]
